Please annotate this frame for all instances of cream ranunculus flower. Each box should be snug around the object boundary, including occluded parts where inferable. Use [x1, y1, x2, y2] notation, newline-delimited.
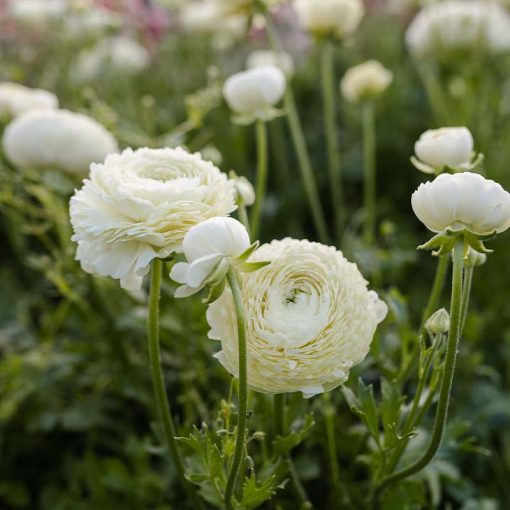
[413, 127, 475, 174]
[0, 82, 58, 119]
[247, 50, 295, 78]
[8, 0, 67, 27]
[223, 66, 287, 123]
[411, 172, 510, 236]
[170, 217, 250, 297]
[2, 109, 118, 175]
[340, 60, 393, 104]
[207, 238, 387, 397]
[70, 147, 237, 291]
[405, 1, 510, 59]
[294, 0, 364, 40]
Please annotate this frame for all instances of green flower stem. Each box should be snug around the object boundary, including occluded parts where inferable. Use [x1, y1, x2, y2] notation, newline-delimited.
[376, 239, 466, 497]
[147, 260, 195, 500]
[263, 9, 330, 244]
[320, 39, 344, 241]
[250, 120, 268, 240]
[273, 393, 311, 507]
[224, 269, 248, 510]
[417, 63, 450, 126]
[237, 201, 251, 236]
[362, 101, 376, 244]
[460, 266, 473, 333]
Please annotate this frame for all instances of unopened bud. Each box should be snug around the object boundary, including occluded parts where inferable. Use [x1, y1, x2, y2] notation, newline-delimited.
[465, 248, 487, 268]
[425, 308, 450, 335]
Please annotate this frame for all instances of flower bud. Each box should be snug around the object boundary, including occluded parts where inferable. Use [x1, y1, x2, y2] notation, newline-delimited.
[247, 50, 295, 78]
[340, 60, 393, 104]
[222, 66, 286, 123]
[425, 308, 450, 335]
[411, 172, 510, 237]
[170, 217, 251, 298]
[413, 127, 474, 173]
[230, 174, 256, 206]
[464, 248, 487, 268]
[294, 0, 364, 39]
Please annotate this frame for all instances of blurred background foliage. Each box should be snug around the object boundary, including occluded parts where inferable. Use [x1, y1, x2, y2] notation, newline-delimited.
[1, 0, 510, 508]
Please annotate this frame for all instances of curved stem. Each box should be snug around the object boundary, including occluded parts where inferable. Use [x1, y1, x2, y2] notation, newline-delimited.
[320, 40, 344, 241]
[147, 260, 193, 498]
[362, 102, 376, 244]
[250, 120, 268, 240]
[263, 10, 330, 244]
[224, 269, 248, 510]
[376, 239, 465, 496]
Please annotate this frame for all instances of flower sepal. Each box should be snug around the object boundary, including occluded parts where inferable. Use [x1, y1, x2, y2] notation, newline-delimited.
[231, 106, 286, 126]
[418, 227, 496, 256]
[410, 151, 484, 175]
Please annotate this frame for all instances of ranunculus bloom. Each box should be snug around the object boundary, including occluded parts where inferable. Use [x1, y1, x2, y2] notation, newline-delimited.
[247, 50, 295, 78]
[170, 217, 250, 297]
[414, 127, 474, 172]
[207, 238, 387, 397]
[294, 0, 364, 39]
[411, 172, 510, 235]
[340, 60, 393, 104]
[2, 109, 118, 175]
[0, 82, 58, 119]
[73, 36, 150, 82]
[223, 66, 286, 122]
[70, 147, 236, 291]
[8, 0, 66, 26]
[406, 1, 510, 59]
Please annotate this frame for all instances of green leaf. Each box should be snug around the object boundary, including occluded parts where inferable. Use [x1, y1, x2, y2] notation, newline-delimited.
[357, 379, 380, 443]
[272, 413, 315, 457]
[380, 378, 404, 449]
[240, 473, 278, 509]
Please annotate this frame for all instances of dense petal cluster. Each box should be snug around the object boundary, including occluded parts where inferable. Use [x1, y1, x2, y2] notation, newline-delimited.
[0, 82, 58, 119]
[411, 172, 510, 235]
[340, 60, 393, 104]
[294, 0, 364, 39]
[70, 147, 236, 291]
[2, 109, 118, 175]
[406, 1, 510, 59]
[414, 127, 474, 173]
[207, 239, 387, 397]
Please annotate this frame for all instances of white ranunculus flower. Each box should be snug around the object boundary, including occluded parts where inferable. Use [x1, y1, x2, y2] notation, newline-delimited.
[8, 0, 67, 26]
[294, 0, 364, 39]
[223, 66, 286, 122]
[73, 37, 150, 82]
[411, 172, 510, 236]
[207, 238, 387, 397]
[340, 60, 393, 104]
[247, 50, 295, 78]
[64, 6, 121, 38]
[70, 147, 237, 291]
[0, 82, 58, 119]
[406, 1, 510, 59]
[413, 127, 474, 173]
[170, 217, 250, 297]
[232, 175, 255, 206]
[2, 109, 118, 176]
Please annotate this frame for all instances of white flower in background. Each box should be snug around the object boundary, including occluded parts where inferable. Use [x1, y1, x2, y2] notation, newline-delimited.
[70, 147, 236, 291]
[411, 172, 510, 236]
[0, 82, 58, 119]
[247, 50, 295, 78]
[2, 109, 118, 176]
[64, 6, 121, 38]
[406, 1, 510, 59]
[179, 1, 247, 50]
[200, 144, 223, 166]
[232, 175, 256, 206]
[294, 0, 364, 39]
[8, 0, 67, 26]
[207, 238, 387, 397]
[73, 37, 150, 82]
[340, 60, 393, 104]
[413, 127, 476, 174]
[170, 217, 250, 297]
[223, 66, 286, 123]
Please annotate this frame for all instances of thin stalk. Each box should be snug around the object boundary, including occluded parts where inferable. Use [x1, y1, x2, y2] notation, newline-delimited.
[250, 120, 268, 239]
[273, 393, 285, 437]
[263, 9, 330, 244]
[320, 40, 344, 241]
[224, 269, 248, 510]
[362, 101, 376, 244]
[460, 266, 473, 333]
[324, 394, 343, 503]
[375, 239, 465, 497]
[147, 260, 195, 500]
[237, 202, 251, 236]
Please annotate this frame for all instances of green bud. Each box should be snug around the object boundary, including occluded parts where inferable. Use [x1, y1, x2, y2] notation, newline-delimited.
[425, 308, 450, 335]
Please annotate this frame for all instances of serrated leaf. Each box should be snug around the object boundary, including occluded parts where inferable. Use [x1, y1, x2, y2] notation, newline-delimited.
[272, 413, 315, 457]
[241, 473, 278, 509]
[357, 379, 380, 443]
